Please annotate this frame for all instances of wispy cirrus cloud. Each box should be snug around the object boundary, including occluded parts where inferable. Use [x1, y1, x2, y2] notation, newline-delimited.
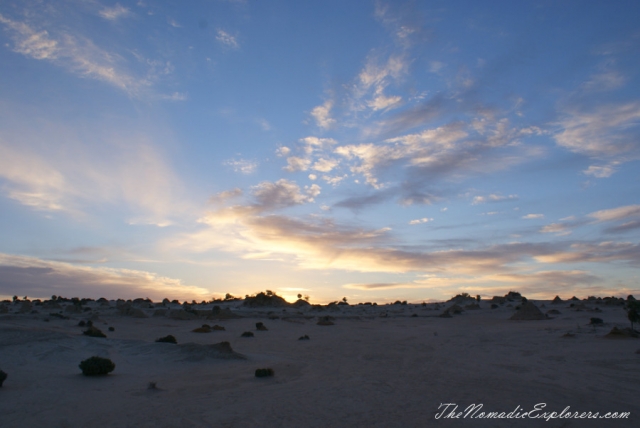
[0, 115, 187, 226]
[216, 29, 239, 49]
[224, 158, 257, 174]
[555, 102, 640, 177]
[99, 4, 131, 21]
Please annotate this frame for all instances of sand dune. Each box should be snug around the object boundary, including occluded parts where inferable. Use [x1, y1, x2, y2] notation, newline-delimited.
[1, 297, 638, 427]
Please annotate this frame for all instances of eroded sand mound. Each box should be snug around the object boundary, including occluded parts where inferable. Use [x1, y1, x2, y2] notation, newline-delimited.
[509, 301, 547, 320]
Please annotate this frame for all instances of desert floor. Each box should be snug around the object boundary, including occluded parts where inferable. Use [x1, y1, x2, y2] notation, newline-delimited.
[1, 299, 639, 427]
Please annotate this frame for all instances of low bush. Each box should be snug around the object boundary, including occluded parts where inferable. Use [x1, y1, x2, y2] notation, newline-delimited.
[83, 326, 106, 338]
[156, 335, 177, 344]
[256, 322, 268, 331]
[79, 356, 115, 376]
[298, 335, 310, 340]
[255, 368, 274, 377]
[241, 331, 254, 337]
[0, 370, 7, 387]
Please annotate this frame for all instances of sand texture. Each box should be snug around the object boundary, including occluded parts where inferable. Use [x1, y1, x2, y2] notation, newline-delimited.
[1, 299, 639, 427]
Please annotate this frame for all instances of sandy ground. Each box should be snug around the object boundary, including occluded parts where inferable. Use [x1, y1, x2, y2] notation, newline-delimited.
[1, 299, 639, 427]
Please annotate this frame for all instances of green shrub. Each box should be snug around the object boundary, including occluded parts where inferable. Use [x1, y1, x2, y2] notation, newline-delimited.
[255, 368, 274, 377]
[79, 356, 115, 376]
[156, 335, 177, 344]
[0, 370, 7, 387]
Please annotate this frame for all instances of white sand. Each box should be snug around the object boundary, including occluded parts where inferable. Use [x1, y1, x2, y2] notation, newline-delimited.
[1, 299, 638, 427]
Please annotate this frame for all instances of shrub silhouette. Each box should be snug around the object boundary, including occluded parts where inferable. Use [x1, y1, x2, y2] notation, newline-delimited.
[241, 331, 254, 337]
[83, 326, 106, 338]
[256, 322, 268, 331]
[192, 325, 212, 333]
[79, 356, 115, 376]
[627, 301, 640, 331]
[255, 368, 274, 377]
[298, 335, 310, 340]
[108, 327, 115, 332]
[589, 317, 604, 325]
[156, 335, 177, 344]
[0, 370, 7, 387]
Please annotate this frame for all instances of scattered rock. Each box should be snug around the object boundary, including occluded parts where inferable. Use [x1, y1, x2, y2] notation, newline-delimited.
[108, 326, 115, 332]
[241, 331, 254, 337]
[83, 326, 106, 338]
[212, 325, 225, 331]
[156, 335, 178, 344]
[255, 368, 274, 378]
[298, 335, 310, 340]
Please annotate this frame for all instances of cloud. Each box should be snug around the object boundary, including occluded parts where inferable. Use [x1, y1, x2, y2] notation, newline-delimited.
[216, 29, 239, 49]
[99, 4, 131, 21]
[251, 179, 319, 211]
[209, 188, 242, 204]
[534, 241, 640, 266]
[311, 100, 336, 129]
[472, 194, 518, 205]
[522, 214, 544, 220]
[0, 253, 210, 301]
[311, 158, 339, 173]
[588, 204, 640, 222]
[409, 218, 432, 225]
[0, 13, 151, 96]
[224, 159, 257, 174]
[540, 222, 574, 236]
[283, 156, 311, 172]
[554, 103, 640, 174]
[583, 163, 618, 178]
[0, 119, 186, 226]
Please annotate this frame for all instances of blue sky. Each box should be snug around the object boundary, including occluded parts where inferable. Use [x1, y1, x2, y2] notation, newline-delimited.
[1, 0, 639, 303]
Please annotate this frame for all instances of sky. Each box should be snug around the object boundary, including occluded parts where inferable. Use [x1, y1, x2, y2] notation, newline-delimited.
[1, 0, 640, 304]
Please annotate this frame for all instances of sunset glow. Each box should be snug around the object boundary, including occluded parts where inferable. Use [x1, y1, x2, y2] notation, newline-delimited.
[1, 1, 639, 303]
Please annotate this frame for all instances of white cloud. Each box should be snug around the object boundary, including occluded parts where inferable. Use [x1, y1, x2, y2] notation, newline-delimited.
[308, 174, 317, 181]
[310, 100, 336, 129]
[408, 217, 432, 225]
[224, 159, 257, 174]
[522, 214, 544, 220]
[583, 163, 618, 178]
[588, 205, 640, 223]
[276, 146, 290, 157]
[0, 14, 152, 96]
[283, 156, 311, 172]
[540, 223, 571, 236]
[216, 29, 239, 49]
[472, 194, 518, 205]
[312, 158, 339, 173]
[99, 4, 131, 21]
[555, 103, 640, 164]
